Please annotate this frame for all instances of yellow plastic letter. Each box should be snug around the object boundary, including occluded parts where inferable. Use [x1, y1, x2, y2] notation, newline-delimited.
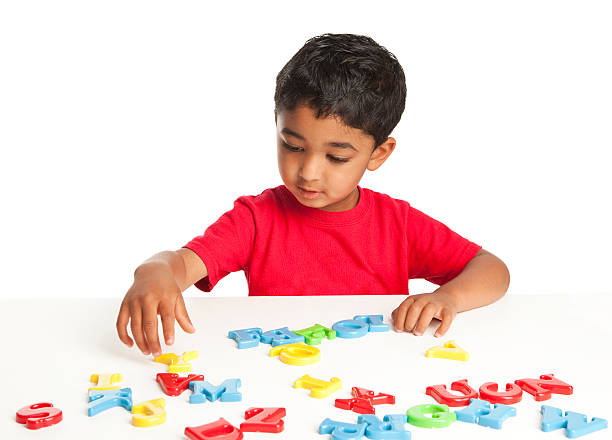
[89, 373, 122, 391]
[426, 340, 469, 361]
[270, 343, 321, 366]
[154, 351, 198, 373]
[131, 398, 166, 427]
[294, 374, 342, 398]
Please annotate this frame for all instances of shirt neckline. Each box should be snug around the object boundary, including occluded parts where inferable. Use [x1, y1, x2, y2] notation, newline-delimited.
[278, 184, 371, 227]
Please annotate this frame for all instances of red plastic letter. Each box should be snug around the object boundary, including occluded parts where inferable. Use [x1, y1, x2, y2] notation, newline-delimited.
[353, 387, 395, 405]
[16, 403, 63, 430]
[185, 418, 243, 440]
[335, 387, 395, 414]
[335, 397, 376, 414]
[426, 379, 478, 407]
[479, 382, 523, 404]
[514, 374, 573, 401]
[157, 373, 204, 396]
[240, 407, 286, 433]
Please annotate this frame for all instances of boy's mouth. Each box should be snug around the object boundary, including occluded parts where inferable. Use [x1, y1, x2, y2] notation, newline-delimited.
[298, 186, 321, 199]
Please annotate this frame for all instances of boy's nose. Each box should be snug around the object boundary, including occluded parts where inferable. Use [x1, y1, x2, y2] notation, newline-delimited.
[298, 155, 324, 181]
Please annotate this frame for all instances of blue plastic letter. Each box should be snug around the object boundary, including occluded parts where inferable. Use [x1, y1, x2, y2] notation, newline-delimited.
[353, 315, 390, 332]
[332, 319, 369, 338]
[358, 414, 411, 439]
[261, 327, 305, 346]
[228, 327, 262, 348]
[189, 379, 242, 403]
[478, 404, 516, 429]
[541, 405, 608, 438]
[455, 399, 491, 423]
[319, 418, 368, 440]
[88, 388, 132, 416]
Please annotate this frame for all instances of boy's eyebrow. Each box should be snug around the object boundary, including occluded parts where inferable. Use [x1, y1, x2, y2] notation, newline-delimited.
[281, 127, 358, 152]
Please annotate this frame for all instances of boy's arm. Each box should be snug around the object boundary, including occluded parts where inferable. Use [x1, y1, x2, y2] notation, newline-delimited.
[392, 249, 510, 337]
[116, 248, 208, 357]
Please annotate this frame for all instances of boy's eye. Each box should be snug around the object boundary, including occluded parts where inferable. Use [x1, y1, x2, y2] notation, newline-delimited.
[281, 141, 349, 163]
[282, 141, 301, 152]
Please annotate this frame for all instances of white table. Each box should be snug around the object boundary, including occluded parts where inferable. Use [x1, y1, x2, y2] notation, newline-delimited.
[2, 294, 611, 439]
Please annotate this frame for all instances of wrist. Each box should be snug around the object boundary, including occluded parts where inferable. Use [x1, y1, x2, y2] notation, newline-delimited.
[134, 261, 173, 281]
[433, 287, 462, 312]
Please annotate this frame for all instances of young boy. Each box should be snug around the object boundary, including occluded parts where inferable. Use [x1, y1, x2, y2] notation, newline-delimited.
[116, 33, 510, 358]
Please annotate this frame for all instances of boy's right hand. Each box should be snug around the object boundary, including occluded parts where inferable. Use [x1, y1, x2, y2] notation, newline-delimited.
[116, 264, 195, 357]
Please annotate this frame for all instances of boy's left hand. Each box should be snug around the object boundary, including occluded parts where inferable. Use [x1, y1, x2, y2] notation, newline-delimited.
[391, 289, 459, 337]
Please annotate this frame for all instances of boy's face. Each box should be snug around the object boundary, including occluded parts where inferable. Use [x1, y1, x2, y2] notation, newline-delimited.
[275, 104, 396, 212]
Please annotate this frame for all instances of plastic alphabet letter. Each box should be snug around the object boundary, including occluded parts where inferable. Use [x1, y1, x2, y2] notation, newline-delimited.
[88, 388, 132, 416]
[541, 405, 608, 438]
[353, 387, 395, 406]
[261, 327, 305, 346]
[454, 399, 490, 423]
[295, 375, 342, 398]
[454, 399, 516, 429]
[240, 407, 286, 433]
[332, 319, 369, 338]
[425, 340, 469, 361]
[89, 373, 122, 391]
[270, 342, 321, 366]
[515, 374, 573, 401]
[294, 324, 336, 345]
[154, 351, 198, 373]
[406, 404, 456, 428]
[426, 379, 478, 407]
[335, 397, 375, 414]
[479, 382, 522, 404]
[16, 403, 63, 430]
[335, 388, 395, 414]
[189, 379, 242, 403]
[479, 405, 516, 429]
[157, 373, 205, 396]
[228, 328, 262, 349]
[353, 315, 390, 332]
[185, 418, 243, 440]
[358, 414, 411, 439]
[319, 418, 368, 440]
[131, 398, 166, 427]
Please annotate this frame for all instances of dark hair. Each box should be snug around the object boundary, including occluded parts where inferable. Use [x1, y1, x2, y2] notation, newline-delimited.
[274, 33, 406, 151]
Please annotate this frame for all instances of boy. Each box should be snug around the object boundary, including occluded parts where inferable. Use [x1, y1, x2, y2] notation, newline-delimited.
[116, 33, 510, 358]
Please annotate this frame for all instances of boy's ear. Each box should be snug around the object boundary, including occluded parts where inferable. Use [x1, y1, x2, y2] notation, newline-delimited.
[367, 137, 396, 171]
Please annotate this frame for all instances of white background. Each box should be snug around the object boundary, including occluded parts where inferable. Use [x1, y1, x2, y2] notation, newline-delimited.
[1, 0, 611, 299]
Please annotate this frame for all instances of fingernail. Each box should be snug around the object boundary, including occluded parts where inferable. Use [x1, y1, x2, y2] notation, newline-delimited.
[167, 337, 174, 345]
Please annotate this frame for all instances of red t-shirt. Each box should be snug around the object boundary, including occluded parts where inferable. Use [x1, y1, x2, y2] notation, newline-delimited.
[183, 185, 481, 296]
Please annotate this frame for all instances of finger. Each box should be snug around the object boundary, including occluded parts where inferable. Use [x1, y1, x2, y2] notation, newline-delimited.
[435, 309, 455, 337]
[116, 300, 134, 347]
[142, 299, 162, 357]
[393, 297, 414, 332]
[175, 294, 195, 333]
[159, 300, 176, 346]
[413, 303, 438, 336]
[403, 299, 426, 332]
[129, 300, 150, 355]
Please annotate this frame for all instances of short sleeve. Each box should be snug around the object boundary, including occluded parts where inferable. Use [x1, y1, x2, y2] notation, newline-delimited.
[407, 206, 482, 285]
[183, 197, 255, 292]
